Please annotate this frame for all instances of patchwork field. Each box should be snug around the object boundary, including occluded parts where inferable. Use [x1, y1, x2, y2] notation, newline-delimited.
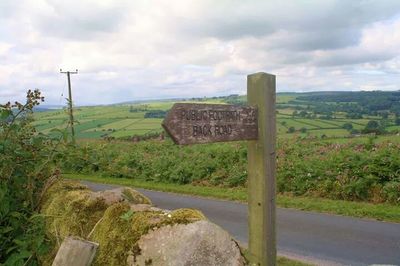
[33, 93, 400, 140]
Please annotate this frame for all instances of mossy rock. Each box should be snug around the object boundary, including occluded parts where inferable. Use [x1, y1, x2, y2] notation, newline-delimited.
[40, 180, 209, 266]
[41, 180, 108, 238]
[90, 204, 205, 266]
[40, 180, 108, 265]
[90, 187, 152, 206]
[40, 180, 88, 208]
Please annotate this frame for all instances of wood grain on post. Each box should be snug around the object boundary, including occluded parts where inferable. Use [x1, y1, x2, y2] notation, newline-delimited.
[52, 237, 98, 266]
[247, 72, 276, 266]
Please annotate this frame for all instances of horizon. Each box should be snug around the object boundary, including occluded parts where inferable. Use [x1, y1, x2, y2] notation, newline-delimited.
[35, 89, 400, 108]
[1, 1, 400, 105]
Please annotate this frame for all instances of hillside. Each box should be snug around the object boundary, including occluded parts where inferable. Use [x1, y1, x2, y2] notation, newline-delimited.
[33, 91, 400, 140]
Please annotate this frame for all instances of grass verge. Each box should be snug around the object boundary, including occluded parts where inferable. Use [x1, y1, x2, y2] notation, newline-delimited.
[277, 257, 312, 266]
[65, 173, 400, 223]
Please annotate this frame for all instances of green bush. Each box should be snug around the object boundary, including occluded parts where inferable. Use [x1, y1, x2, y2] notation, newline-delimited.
[0, 90, 67, 265]
[61, 136, 400, 204]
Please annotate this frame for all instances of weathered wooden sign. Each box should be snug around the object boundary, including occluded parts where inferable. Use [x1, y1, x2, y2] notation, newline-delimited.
[162, 103, 258, 145]
[162, 72, 276, 266]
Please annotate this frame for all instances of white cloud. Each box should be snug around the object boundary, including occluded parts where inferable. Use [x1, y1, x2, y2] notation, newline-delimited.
[0, 0, 399, 105]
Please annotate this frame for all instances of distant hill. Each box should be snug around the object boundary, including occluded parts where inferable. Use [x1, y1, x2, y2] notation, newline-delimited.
[33, 91, 400, 140]
[33, 105, 64, 112]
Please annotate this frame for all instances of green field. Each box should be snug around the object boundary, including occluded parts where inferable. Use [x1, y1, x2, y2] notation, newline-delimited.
[34, 105, 166, 139]
[34, 93, 400, 140]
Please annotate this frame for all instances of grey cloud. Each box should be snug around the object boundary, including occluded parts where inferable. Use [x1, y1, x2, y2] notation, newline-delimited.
[176, 0, 400, 52]
[178, 17, 275, 40]
[314, 50, 397, 67]
[262, 27, 361, 53]
[282, 28, 360, 51]
[33, 0, 129, 40]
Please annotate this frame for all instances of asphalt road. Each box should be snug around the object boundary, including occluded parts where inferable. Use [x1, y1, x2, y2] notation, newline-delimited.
[82, 181, 400, 266]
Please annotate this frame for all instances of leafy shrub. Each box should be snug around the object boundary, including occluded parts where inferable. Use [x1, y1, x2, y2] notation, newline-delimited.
[62, 136, 400, 204]
[0, 90, 67, 265]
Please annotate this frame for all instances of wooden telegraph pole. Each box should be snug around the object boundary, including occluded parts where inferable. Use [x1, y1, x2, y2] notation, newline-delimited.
[60, 69, 78, 142]
[162, 72, 277, 266]
[247, 72, 276, 265]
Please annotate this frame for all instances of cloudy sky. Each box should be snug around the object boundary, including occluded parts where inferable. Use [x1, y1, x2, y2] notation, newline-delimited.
[1, 0, 400, 105]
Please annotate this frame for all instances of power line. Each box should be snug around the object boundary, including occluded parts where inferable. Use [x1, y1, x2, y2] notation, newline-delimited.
[60, 68, 78, 143]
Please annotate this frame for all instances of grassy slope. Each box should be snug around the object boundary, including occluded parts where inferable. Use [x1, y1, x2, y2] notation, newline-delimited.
[35, 94, 399, 139]
[65, 173, 400, 223]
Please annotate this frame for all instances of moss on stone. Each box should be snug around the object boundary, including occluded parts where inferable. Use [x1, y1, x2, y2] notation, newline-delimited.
[40, 180, 207, 266]
[122, 187, 152, 205]
[168, 208, 206, 224]
[91, 205, 206, 265]
[40, 180, 88, 208]
[40, 180, 108, 265]
[90, 203, 135, 266]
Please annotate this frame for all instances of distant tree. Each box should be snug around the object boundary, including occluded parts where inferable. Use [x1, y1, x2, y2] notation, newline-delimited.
[395, 117, 400, 126]
[342, 123, 353, 131]
[281, 121, 287, 127]
[300, 127, 307, 133]
[299, 110, 308, 117]
[292, 110, 298, 117]
[362, 120, 384, 134]
[287, 126, 295, 133]
[365, 120, 379, 129]
[144, 110, 168, 118]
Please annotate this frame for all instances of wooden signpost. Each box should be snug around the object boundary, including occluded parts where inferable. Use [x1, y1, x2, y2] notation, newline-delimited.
[162, 72, 276, 266]
[162, 103, 258, 145]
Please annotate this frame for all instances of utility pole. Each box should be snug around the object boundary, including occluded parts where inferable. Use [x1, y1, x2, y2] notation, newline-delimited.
[60, 69, 78, 142]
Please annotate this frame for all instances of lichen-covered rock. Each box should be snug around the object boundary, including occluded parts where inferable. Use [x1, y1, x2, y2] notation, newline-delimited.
[39, 180, 108, 265]
[40, 181, 245, 266]
[90, 187, 152, 205]
[41, 181, 108, 239]
[132, 220, 245, 266]
[90, 204, 206, 266]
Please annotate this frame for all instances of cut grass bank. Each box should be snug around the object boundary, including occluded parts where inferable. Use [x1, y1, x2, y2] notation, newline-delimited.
[65, 173, 400, 223]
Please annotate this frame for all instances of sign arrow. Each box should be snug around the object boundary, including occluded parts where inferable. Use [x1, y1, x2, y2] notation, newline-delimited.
[162, 103, 258, 145]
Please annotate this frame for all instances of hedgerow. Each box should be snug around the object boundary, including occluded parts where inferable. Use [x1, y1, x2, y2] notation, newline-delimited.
[0, 90, 68, 265]
[61, 137, 400, 204]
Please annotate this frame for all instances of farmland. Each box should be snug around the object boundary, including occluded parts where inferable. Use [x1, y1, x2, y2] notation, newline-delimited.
[33, 91, 400, 140]
[31, 91, 400, 209]
[33, 91, 400, 213]
[3, 90, 400, 266]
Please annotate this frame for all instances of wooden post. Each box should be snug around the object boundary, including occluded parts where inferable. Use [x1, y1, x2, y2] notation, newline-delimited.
[66, 72, 75, 142]
[247, 72, 276, 266]
[60, 69, 78, 143]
